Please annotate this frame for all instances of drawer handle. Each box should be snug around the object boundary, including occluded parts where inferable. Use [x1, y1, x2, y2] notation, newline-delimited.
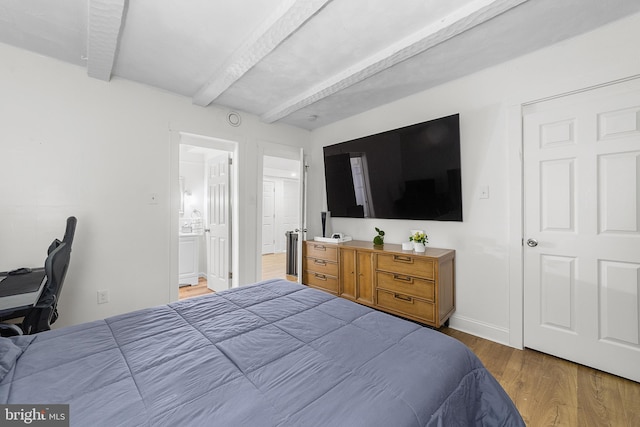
[393, 255, 413, 263]
[393, 293, 413, 302]
[314, 273, 327, 281]
[393, 274, 413, 283]
[314, 259, 327, 266]
[313, 245, 326, 251]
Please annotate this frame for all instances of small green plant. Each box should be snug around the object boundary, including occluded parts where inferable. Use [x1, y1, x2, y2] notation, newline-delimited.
[409, 231, 428, 245]
[373, 227, 385, 246]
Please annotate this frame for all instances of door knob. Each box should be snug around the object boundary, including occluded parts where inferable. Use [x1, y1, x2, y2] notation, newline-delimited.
[526, 238, 538, 247]
[204, 228, 211, 233]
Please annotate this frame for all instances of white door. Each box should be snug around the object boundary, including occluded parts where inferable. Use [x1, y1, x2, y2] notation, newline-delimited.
[281, 179, 300, 251]
[523, 78, 640, 382]
[206, 153, 231, 292]
[262, 180, 276, 254]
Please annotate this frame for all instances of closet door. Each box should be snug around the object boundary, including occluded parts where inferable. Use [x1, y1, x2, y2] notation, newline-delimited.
[523, 78, 640, 382]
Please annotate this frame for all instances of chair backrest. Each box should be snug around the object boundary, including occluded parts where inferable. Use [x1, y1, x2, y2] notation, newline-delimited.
[47, 216, 76, 255]
[22, 242, 71, 334]
[22, 217, 76, 334]
[62, 216, 77, 246]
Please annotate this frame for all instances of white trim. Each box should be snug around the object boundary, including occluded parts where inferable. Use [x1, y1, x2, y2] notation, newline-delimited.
[169, 131, 181, 303]
[170, 130, 240, 302]
[522, 74, 640, 107]
[507, 103, 524, 349]
[449, 314, 511, 346]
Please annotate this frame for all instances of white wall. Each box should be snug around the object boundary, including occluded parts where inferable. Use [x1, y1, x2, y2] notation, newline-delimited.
[0, 42, 310, 328]
[307, 12, 640, 345]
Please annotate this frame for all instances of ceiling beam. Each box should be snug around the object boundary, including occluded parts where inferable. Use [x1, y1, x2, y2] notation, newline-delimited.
[192, 0, 332, 107]
[87, 0, 127, 81]
[261, 0, 529, 124]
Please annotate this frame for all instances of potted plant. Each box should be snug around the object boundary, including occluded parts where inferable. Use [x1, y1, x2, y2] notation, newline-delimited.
[409, 231, 428, 252]
[373, 227, 385, 247]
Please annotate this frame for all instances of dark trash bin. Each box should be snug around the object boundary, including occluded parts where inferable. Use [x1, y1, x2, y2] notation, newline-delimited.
[285, 231, 298, 276]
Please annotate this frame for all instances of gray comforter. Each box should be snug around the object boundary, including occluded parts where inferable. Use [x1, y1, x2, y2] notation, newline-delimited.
[1, 279, 525, 426]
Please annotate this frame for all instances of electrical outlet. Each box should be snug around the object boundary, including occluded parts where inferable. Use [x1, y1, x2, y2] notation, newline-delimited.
[97, 289, 110, 304]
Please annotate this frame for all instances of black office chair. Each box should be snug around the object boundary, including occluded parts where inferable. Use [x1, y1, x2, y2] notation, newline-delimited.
[0, 216, 76, 336]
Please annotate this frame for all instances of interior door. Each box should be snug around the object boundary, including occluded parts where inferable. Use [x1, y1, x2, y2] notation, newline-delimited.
[282, 179, 301, 251]
[262, 180, 276, 254]
[523, 78, 640, 382]
[206, 153, 231, 292]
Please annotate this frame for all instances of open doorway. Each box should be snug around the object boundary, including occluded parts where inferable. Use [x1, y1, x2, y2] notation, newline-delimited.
[261, 155, 302, 282]
[177, 134, 236, 300]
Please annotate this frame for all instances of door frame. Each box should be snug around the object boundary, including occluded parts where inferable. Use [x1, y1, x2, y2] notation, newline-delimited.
[506, 75, 640, 350]
[170, 130, 239, 302]
[256, 142, 304, 283]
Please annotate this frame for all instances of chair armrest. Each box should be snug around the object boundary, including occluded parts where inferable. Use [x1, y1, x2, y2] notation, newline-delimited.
[0, 323, 23, 337]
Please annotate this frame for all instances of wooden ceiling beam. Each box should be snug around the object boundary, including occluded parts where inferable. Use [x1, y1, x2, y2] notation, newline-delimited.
[261, 0, 529, 124]
[192, 0, 331, 107]
[87, 0, 127, 81]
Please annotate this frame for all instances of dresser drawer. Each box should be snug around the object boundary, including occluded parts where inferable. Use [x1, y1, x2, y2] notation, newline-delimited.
[303, 271, 339, 294]
[376, 253, 434, 280]
[376, 271, 434, 301]
[376, 289, 435, 323]
[305, 243, 338, 261]
[305, 257, 338, 276]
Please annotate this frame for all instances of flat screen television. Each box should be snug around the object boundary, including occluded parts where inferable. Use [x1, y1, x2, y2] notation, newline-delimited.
[323, 114, 462, 221]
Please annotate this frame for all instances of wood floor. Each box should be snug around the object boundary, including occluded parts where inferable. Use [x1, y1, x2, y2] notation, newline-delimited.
[260, 252, 298, 282]
[442, 328, 640, 427]
[178, 277, 212, 299]
[178, 253, 296, 300]
[178, 256, 640, 426]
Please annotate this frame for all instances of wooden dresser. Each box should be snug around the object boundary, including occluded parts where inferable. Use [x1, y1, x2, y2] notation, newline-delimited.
[302, 242, 340, 295]
[302, 240, 455, 328]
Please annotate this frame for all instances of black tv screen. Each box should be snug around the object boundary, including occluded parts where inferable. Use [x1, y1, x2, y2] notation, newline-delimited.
[323, 114, 462, 221]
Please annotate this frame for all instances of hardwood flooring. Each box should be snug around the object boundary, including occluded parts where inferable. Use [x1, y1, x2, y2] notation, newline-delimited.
[178, 277, 212, 299]
[442, 328, 640, 427]
[178, 253, 296, 300]
[261, 252, 298, 282]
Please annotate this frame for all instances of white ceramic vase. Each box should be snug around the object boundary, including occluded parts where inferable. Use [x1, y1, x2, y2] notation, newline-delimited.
[414, 242, 426, 253]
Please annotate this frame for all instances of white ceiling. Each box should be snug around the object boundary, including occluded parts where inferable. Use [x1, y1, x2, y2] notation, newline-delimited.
[2, 0, 639, 130]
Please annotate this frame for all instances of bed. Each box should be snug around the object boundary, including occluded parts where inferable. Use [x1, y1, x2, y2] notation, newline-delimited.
[1, 279, 525, 426]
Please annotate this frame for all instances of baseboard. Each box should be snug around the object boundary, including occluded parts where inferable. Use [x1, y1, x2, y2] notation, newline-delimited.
[447, 314, 514, 348]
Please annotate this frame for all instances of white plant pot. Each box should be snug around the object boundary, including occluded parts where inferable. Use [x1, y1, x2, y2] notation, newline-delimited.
[414, 242, 426, 253]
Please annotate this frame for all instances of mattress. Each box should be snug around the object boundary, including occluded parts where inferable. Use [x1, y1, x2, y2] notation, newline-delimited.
[0, 279, 525, 426]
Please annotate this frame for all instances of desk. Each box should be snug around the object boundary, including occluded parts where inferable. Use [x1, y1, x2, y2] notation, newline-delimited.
[0, 269, 47, 316]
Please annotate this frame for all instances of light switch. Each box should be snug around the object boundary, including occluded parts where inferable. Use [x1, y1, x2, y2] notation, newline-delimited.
[479, 186, 490, 199]
[97, 289, 110, 304]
